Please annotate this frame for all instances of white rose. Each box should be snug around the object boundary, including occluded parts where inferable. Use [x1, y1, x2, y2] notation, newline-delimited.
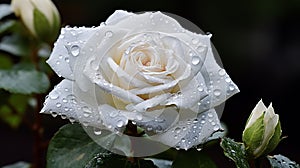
[41, 10, 239, 156]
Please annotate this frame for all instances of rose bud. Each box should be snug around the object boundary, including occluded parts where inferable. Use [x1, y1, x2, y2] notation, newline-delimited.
[41, 10, 239, 156]
[11, 0, 61, 43]
[242, 99, 282, 159]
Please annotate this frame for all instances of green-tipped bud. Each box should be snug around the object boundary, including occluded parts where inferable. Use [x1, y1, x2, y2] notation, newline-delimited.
[242, 99, 282, 159]
[11, 0, 61, 43]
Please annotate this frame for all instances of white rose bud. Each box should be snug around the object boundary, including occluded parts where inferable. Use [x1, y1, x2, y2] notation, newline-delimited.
[11, 0, 61, 43]
[242, 99, 282, 159]
[41, 10, 239, 156]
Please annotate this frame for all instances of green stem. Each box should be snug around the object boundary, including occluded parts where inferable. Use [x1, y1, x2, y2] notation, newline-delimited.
[31, 45, 45, 168]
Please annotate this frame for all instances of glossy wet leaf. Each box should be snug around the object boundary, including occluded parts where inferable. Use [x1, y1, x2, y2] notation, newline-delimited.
[220, 137, 250, 168]
[267, 154, 300, 168]
[0, 34, 30, 57]
[0, 70, 50, 94]
[0, 4, 13, 20]
[172, 149, 217, 168]
[2, 161, 31, 168]
[47, 123, 158, 168]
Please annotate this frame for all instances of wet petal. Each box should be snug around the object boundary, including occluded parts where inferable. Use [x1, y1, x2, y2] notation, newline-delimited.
[47, 26, 100, 80]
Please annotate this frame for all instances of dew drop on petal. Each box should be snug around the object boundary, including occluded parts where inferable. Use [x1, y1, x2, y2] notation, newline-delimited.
[225, 77, 231, 83]
[191, 38, 199, 44]
[218, 69, 226, 76]
[61, 114, 67, 119]
[229, 85, 235, 91]
[105, 31, 113, 38]
[191, 56, 200, 65]
[49, 92, 59, 100]
[62, 98, 68, 103]
[56, 103, 62, 108]
[65, 57, 70, 63]
[116, 120, 124, 128]
[213, 125, 220, 131]
[174, 127, 181, 134]
[70, 45, 80, 57]
[69, 117, 76, 123]
[136, 113, 143, 121]
[82, 106, 92, 117]
[197, 86, 204, 92]
[93, 127, 102, 135]
[51, 111, 58, 118]
[109, 110, 118, 118]
[213, 89, 221, 96]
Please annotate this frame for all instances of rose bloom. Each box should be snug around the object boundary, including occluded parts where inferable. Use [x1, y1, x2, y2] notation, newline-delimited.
[42, 10, 239, 155]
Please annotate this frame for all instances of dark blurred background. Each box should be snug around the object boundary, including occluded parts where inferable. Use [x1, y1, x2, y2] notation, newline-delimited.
[1, 0, 300, 167]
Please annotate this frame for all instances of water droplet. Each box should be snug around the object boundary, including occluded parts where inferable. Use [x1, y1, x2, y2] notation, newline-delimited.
[174, 134, 178, 139]
[213, 125, 220, 131]
[208, 112, 213, 118]
[109, 110, 118, 118]
[229, 85, 235, 91]
[116, 120, 124, 127]
[193, 118, 199, 123]
[197, 86, 204, 92]
[61, 114, 67, 119]
[56, 60, 60, 65]
[105, 31, 113, 38]
[191, 38, 199, 44]
[218, 69, 226, 76]
[70, 45, 80, 57]
[149, 14, 154, 19]
[56, 103, 62, 108]
[196, 145, 203, 151]
[94, 127, 102, 135]
[62, 98, 68, 103]
[191, 56, 200, 65]
[49, 92, 59, 100]
[83, 106, 92, 117]
[201, 119, 206, 124]
[174, 127, 181, 134]
[213, 89, 221, 96]
[65, 57, 70, 63]
[51, 111, 58, 117]
[181, 138, 186, 143]
[136, 113, 143, 120]
[225, 77, 231, 83]
[69, 117, 75, 123]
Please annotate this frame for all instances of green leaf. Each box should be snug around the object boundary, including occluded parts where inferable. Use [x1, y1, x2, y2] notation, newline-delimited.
[33, 8, 51, 42]
[0, 69, 50, 94]
[0, 4, 13, 20]
[47, 123, 158, 168]
[262, 121, 282, 156]
[146, 158, 172, 168]
[9, 94, 28, 114]
[0, 34, 30, 57]
[267, 154, 300, 168]
[0, 105, 23, 128]
[0, 20, 16, 35]
[220, 137, 250, 168]
[242, 112, 265, 155]
[0, 54, 13, 69]
[172, 149, 217, 168]
[47, 123, 108, 168]
[2, 161, 31, 168]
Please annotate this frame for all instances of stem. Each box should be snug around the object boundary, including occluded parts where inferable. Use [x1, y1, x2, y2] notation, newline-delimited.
[31, 45, 45, 168]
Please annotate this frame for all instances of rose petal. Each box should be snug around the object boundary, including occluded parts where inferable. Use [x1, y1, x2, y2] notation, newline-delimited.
[40, 79, 103, 127]
[151, 109, 221, 149]
[113, 11, 185, 35]
[47, 26, 100, 80]
[129, 64, 191, 95]
[105, 10, 133, 25]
